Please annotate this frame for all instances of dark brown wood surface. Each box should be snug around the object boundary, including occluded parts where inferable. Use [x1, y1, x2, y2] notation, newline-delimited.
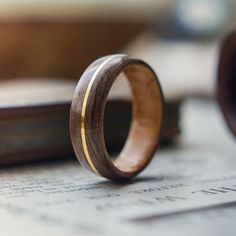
[70, 55, 164, 180]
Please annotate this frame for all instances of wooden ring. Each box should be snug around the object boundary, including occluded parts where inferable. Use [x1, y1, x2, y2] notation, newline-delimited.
[218, 32, 236, 138]
[70, 54, 164, 180]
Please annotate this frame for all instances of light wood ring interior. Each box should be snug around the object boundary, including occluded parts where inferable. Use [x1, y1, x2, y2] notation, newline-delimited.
[111, 63, 163, 174]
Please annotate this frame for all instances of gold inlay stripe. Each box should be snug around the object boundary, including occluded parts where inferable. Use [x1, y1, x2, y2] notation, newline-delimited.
[81, 55, 119, 175]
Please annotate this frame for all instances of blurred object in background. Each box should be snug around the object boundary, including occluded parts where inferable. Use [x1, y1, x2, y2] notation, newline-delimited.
[218, 30, 236, 138]
[0, 79, 75, 165]
[0, 0, 170, 80]
[0, 78, 180, 166]
[174, 0, 228, 38]
[159, 0, 229, 39]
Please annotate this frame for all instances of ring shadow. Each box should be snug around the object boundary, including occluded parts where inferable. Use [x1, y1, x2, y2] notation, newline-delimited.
[90, 175, 165, 190]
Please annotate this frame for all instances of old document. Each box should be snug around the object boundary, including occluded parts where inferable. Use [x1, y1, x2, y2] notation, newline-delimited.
[0, 100, 236, 236]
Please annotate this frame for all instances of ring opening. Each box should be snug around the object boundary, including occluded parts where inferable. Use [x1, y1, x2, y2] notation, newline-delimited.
[104, 72, 132, 154]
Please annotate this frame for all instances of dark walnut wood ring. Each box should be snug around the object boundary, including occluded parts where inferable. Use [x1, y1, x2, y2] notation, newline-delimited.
[218, 32, 236, 138]
[70, 54, 164, 180]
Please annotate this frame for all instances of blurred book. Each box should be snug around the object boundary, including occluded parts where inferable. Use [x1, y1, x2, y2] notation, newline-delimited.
[0, 78, 181, 166]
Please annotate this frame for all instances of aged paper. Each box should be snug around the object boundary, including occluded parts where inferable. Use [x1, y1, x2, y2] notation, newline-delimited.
[0, 100, 235, 236]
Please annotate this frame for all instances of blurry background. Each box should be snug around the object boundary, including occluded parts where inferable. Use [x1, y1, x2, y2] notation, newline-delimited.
[0, 0, 235, 165]
[0, 0, 166, 80]
[0, 0, 235, 93]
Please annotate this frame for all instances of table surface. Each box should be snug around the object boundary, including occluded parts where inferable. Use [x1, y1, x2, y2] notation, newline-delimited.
[0, 99, 235, 236]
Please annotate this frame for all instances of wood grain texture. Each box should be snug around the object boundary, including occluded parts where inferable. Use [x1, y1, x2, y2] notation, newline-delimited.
[218, 31, 236, 138]
[70, 54, 164, 180]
